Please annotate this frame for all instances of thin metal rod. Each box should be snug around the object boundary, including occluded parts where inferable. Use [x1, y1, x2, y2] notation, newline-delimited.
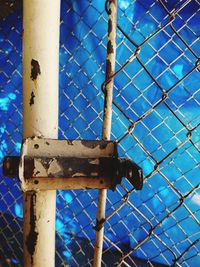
[23, 0, 60, 266]
[93, 1, 117, 266]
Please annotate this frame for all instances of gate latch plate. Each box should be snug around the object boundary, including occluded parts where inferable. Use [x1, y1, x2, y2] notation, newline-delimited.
[3, 138, 143, 191]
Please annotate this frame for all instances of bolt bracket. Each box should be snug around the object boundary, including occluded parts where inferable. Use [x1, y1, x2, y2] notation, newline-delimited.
[3, 138, 143, 191]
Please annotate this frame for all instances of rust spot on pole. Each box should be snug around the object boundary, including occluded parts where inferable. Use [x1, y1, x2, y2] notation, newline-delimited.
[30, 59, 41, 81]
[107, 40, 114, 54]
[26, 193, 38, 264]
[29, 91, 35, 106]
[24, 157, 35, 178]
[106, 59, 112, 80]
[108, 18, 113, 34]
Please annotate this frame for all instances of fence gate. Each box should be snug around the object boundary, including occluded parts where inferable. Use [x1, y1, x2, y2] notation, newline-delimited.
[0, 0, 200, 267]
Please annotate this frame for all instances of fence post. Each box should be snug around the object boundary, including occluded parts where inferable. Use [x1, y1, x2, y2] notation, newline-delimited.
[93, 1, 117, 266]
[22, 0, 60, 266]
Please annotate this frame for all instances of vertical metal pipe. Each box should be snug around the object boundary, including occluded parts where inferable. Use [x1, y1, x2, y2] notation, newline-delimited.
[23, 0, 60, 266]
[102, 0, 117, 141]
[93, 1, 117, 266]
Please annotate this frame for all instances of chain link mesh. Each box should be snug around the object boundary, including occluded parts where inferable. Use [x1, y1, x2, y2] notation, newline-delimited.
[0, 0, 199, 266]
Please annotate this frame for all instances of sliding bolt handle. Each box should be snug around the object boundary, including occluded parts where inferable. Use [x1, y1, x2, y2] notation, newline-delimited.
[118, 158, 143, 190]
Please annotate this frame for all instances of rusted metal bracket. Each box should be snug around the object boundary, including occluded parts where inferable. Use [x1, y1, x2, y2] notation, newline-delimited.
[3, 138, 143, 191]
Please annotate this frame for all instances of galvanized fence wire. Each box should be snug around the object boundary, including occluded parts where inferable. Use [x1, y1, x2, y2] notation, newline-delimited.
[0, 0, 200, 266]
[96, 0, 200, 266]
[58, 0, 200, 266]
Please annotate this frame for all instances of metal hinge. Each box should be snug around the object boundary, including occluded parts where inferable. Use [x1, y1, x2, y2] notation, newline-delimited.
[3, 138, 143, 191]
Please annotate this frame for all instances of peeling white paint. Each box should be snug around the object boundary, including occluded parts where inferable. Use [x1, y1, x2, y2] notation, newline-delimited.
[89, 159, 99, 165]
[47, 158, 64, 177]
[21, 138, 115, 158]
[23, 0, 60, 266]
[33, 159, 48, 177]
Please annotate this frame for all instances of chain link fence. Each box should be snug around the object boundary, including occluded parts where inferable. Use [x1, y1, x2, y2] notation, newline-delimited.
[0, 0, 199, 266]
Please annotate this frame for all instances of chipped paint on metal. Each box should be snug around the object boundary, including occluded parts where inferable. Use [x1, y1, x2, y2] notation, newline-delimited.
[81, 140, 99, 149]
[102, 0, 117, 141]
[23, 156, 35, 179]
[26, 177, 112, 190]
[20, 138, 116, 158]
[89, 159, 99, 165]
[47, 158, 64, 177]
[23, 0, 60, 265]
[29, 91, 35, 106]
[30, 59, 41, 81]
[107, 40, 114, 54]
[24, 157, 116, 180]
[4, 148, 143, 191]
[94, 0, 117, 266]
[17, 138, 127, 192]
[105, 59, 112, 80]
[108, 18, 113, 34]
[33, 159, 48, 177]
[25, 193, 38, 265]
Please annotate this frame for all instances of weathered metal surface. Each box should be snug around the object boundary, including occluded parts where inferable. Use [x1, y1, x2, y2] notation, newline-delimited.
[94, 0, 118, 265]
[22, 156, 120, 190]
[24, 178, 112, 191]
[30, 59, 41, 81]
[23, 189, 56, 267]
[24, 157, 119, 180]
[3, 139, 143, 191]
[102, 0, 117, 141]
[118, 158, 143, 190]
[23, 0, 60, 266]
[25, 192, 38, 265]
[16, 138, 118, 191]
[19, 138, 117, 158]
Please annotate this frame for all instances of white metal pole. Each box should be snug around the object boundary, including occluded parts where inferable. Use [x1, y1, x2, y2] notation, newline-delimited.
[93, 1, 117, 266]
[23, 0, 60, 266]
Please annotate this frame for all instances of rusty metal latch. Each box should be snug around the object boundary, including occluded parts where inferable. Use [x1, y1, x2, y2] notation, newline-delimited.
[3, 138, 143, 191]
